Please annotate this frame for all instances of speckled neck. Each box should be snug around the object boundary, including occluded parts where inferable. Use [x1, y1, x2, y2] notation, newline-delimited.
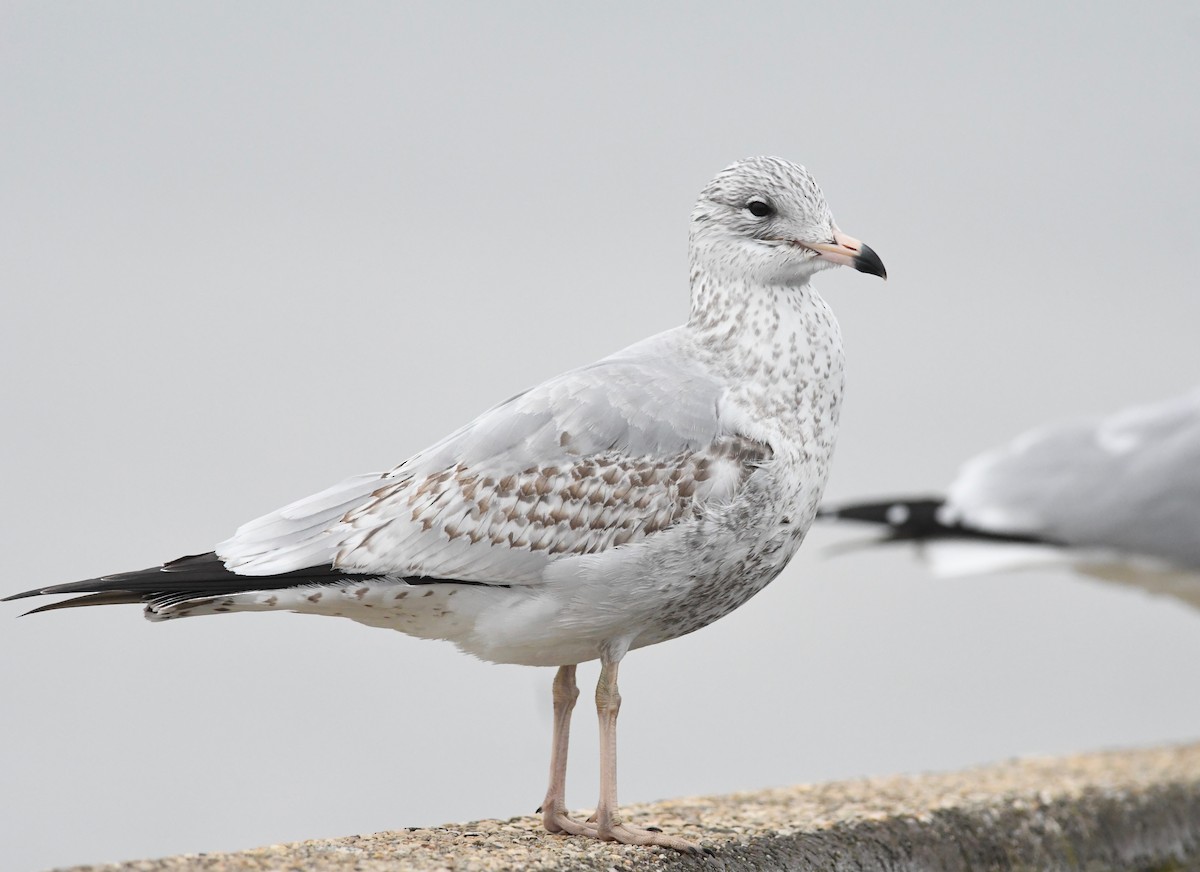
[685, 264, 846, 449]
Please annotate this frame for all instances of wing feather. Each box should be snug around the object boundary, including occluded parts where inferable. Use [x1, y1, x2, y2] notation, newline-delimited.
[217, 329, 768, 584]
[949, 389, 1200, 568]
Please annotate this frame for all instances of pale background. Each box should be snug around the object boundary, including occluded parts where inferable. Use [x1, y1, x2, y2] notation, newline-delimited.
[2, 3, 1198, 870]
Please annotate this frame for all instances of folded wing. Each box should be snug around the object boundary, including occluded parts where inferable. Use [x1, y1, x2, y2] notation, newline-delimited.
[218, 330, 764, 585]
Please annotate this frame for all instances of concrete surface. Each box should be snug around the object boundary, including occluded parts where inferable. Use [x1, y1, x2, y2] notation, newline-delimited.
[58, 742, 1200, 871]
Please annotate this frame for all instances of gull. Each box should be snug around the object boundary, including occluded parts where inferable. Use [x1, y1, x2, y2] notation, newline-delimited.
[5, 156, 886, 853]
[820, 389, 1200, 611]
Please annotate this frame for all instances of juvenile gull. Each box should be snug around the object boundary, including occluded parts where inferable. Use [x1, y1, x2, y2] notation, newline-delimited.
[5, 157, 886, 853]
[821, 389, 1200, 611]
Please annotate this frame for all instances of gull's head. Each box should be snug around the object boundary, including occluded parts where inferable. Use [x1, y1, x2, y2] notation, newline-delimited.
[690, 156, 885, 287]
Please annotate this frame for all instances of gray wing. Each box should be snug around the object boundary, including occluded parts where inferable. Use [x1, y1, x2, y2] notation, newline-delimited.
[946, 389, 1200, 570]
[217, 330, 772, 583]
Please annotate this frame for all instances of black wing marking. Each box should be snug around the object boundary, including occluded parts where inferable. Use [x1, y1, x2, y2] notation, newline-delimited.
[3, 552, 497, 615]
[817, 497, 1057, 546]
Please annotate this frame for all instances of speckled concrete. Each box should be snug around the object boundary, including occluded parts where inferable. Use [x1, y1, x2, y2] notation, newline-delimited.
[59, 742, 1200, 872]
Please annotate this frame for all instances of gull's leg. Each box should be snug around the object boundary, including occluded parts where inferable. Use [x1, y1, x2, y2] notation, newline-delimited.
[540, 664, 586, 835]
[590, 658, 705, 854]
[539, 659, 705, 853]
[593, 658, 622, 835]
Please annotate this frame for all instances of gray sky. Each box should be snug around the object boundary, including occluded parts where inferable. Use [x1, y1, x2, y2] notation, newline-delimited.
[3, 3, 1199, 870]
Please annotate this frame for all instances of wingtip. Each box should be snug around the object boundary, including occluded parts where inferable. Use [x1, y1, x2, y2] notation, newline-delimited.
[818, 496, 948, 528]
[14, 591, 145, 615]
[820, 535, 895, 558]
[2, 588, 49, 603]
[18, 602, 59, 617]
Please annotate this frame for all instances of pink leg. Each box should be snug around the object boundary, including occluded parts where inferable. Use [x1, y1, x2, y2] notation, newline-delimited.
[539, 658, 704, 853]
[541, 665, 581, 834]
[590, 658, 704, 853]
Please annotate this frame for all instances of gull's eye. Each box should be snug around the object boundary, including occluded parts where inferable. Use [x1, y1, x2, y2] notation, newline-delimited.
[745, 199, 774, 219]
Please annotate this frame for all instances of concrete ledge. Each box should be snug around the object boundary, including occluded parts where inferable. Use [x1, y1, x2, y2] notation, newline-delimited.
[63, 742, 1200, 871]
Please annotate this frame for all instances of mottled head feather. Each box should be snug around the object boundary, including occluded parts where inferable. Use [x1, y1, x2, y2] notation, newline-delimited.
[690, 156, 839, 286]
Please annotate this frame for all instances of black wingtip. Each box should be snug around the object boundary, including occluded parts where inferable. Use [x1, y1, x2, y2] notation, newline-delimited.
[20, 591, 146, 615]
[4, 551, 480, 616]
[819, 497, 946, 537]
[3, 588, 52, 603]
[819, 496, 1054, 546]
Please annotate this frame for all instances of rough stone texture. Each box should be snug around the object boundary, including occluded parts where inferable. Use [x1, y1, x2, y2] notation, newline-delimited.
[60, 742, 1200, 872]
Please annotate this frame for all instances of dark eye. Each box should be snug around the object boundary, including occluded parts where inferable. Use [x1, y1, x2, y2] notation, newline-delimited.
[745, 199, 774, 218]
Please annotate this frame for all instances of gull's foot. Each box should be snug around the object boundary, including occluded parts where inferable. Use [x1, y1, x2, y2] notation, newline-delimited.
[602, 821, 709, 854]
[542, 809, 708, 855]
[543, 807, 595, 837]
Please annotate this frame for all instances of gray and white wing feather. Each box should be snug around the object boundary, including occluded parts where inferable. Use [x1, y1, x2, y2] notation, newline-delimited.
[948, 389, 1200, 569]
[218, 330, 771, 584]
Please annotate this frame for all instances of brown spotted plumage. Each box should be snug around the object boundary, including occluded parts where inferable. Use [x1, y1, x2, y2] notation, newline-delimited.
[5, 157, 885, 854]
[334, 435, 772, 567]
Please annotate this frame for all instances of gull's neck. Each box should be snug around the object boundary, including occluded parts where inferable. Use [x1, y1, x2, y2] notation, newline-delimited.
[685, 262, 845, 445]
